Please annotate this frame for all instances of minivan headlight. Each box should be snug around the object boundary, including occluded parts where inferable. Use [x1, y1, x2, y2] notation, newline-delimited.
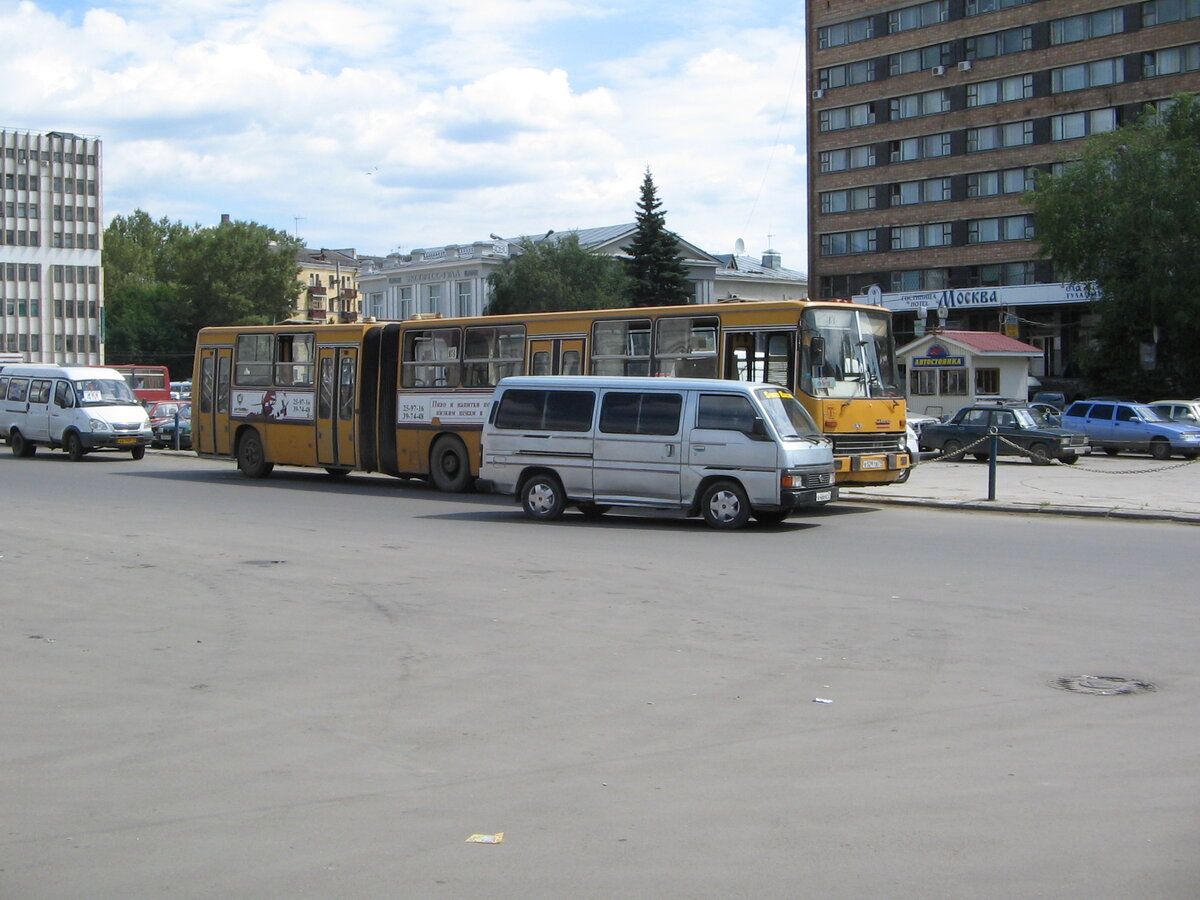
[89, 418, 113, 432]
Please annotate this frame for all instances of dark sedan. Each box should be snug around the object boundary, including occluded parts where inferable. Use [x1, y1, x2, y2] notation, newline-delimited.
[920, 404, 1089, 465]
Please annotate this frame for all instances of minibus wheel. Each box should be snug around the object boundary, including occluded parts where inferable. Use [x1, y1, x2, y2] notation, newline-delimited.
[65, 432, 86, 461]
[521, 473, 566, 521]
[237, 429, 274, 478]
[10, 429, 36, 458]
[131, 446, 146, 461]
[430, 436, 472, 492]
[701, 480, 751, 529]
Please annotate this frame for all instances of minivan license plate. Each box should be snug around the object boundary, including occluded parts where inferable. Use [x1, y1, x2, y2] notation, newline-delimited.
[816, 490, 832, 502]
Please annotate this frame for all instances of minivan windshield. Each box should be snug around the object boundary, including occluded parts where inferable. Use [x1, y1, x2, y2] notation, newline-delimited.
[755, 388, 824, 440]
[73, 378, 140, 407]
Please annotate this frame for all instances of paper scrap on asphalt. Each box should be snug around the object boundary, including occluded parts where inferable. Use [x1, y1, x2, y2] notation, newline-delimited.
[812, 697, 833, 704]
[466, 833, 504, 844]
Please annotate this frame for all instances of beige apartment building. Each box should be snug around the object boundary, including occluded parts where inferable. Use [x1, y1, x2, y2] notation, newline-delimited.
[1, 129, 104, 364]
[806, 0, 1200, 386]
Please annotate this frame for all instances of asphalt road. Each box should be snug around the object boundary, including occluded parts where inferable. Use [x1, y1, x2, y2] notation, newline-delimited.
[2, 450, 1197, 899]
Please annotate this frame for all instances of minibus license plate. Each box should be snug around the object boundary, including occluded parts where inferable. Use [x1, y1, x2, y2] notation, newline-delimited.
[862, 458, 884, 469]
[117, 437, 137, 445]
[816, 490, 832, 502]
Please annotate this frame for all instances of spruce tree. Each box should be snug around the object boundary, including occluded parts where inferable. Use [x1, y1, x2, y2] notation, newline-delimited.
[625, 169, 691, 307]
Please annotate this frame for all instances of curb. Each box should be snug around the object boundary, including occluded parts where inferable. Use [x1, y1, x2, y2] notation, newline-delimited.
[842, 493, 1200, 525]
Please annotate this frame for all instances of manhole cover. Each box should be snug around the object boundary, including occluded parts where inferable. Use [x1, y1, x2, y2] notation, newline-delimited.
[1053, 675, 1156, 695]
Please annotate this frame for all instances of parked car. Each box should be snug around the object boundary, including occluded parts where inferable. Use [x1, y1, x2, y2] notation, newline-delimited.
[1061, 400, 1200, 459]
[147, 400, 186, 447]
[1027, 402, 1063, 426]
[1148, 400, 1200, 428]
[1030, 391, 1067, 411]
[151, 402, 192, 450]
[920, 404, 1089, 464]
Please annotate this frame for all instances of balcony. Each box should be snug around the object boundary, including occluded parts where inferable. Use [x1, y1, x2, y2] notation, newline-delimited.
[309, 285, 328, 298]
[339, 288, 358, 300]
[311, 308, 327, 320]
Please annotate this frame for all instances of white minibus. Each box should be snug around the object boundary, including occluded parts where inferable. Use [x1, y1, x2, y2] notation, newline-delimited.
[480, 376, 837, 528]
[0, 365, 153, 460]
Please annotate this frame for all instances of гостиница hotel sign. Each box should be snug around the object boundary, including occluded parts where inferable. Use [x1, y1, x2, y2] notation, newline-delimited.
[859, 282, 1098, 311]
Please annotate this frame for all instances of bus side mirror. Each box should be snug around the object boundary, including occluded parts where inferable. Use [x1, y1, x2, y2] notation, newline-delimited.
[809, 336, 826, 367]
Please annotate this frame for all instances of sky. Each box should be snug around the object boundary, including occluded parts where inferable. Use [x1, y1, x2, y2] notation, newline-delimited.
[3, 0, 810, 271]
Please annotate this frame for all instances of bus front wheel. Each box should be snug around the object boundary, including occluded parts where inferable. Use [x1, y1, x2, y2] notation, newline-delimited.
[429, 436, 472, 492]
[237, 430, 274, 478]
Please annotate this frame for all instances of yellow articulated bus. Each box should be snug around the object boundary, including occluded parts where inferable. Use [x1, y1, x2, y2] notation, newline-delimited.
[192, 299, 910, 488]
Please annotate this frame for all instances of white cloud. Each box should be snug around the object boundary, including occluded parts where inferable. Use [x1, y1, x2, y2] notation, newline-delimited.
[5, 0, 811, 272]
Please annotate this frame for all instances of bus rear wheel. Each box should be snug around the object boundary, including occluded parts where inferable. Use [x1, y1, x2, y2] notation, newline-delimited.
[430, 436, 472, 492]
[237, 430, 274, 478]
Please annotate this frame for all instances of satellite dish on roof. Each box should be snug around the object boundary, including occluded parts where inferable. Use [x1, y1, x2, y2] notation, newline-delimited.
[734, 238, 745, 255]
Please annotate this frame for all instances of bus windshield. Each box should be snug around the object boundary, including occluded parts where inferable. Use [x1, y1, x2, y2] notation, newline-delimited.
[73, 378, 140, 407]
[755, 388, 824, 440]
[800, 306, 900, 399]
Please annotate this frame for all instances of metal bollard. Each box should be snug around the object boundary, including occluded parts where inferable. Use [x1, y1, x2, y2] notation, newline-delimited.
[172, 411, 180, 451]
[987, 427, 998, 501]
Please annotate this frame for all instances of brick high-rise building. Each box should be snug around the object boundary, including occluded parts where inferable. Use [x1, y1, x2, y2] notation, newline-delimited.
[1, 129, 104, 364]
[807, 0, 1200, 388]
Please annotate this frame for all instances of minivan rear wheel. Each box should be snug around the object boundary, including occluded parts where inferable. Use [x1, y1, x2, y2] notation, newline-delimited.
[10, 429, 35, 457]
[701, 480, 752, 530]
[521, 473, 566, 521]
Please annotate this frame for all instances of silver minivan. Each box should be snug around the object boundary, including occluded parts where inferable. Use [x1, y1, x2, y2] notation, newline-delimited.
[0, 365, 153, 460]
[480, 376, 837, 528]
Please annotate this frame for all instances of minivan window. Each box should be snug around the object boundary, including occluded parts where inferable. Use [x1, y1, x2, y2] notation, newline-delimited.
[29, 379, 51, 404]
[599, 392, 682, 435]
[697, 394, 759, 433]
[8, 377, 29, 402]
[756, 388, 824, 438]
[54, 380, 74, 408]
[494, 389, 595, 431]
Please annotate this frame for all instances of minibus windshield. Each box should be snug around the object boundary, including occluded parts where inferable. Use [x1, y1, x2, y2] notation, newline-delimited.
[755, 388, 824, 440]
[73, 378, 140, 407]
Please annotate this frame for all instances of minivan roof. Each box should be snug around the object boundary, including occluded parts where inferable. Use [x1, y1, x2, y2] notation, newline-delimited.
[495, 375, 786, 393]
[0, 364, 129, 380]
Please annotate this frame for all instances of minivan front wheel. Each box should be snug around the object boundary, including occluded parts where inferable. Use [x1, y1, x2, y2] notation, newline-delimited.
[66, 432, 86, 461]
[521, 473, 566, 521]
[701, 480, 752, 530]
[1149, 437, 1171, 461]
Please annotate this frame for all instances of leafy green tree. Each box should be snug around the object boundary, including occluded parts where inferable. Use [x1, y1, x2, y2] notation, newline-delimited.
[1029, 93, 1200, 395]
[485, 234, 631, 314]
[102, 282, 193, 370]
[625, 168, 691, 307]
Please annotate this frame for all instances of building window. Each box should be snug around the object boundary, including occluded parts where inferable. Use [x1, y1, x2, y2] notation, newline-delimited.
[966, 74, 1033, 106]
[1051, 108, 1118, 140]
[819, 59, 875, 90]
[965, 27, 1032, 60]
[819, 103, 876, 132]
[820, 186, 877, 214]
[967, 121, 1033, 152]
[911, 369, 938, 394]
[889, 132, 952, 162]
[456, 281, 472, 317]
[820, 229, 877, 256]
[1142, 44, 1200, 77]
[974, 261, 1037, 285]
[890, 177, 952, 205]
[890, 89, 950, 120]
[968, 215, 1035, 243]
[975, 368, 1001, 394]
[965, 0, 1030, 15]
[819, 144, 876, 172]
[1052, 58, 1125, 92]
[1143, 0, 1200, 26]
[891, 269, 949, 291]
[891, 223, 952, 250]
[940, 369, 969, 394]
[818, 16, 874, 48]
[1050, 8, 1125, 44]
[889, 1, 949, 33]
[967, 167, 1034, 197]
[889, 43, 953, 75]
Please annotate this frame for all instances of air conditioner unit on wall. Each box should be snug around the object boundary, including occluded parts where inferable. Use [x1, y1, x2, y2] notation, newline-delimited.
[958, 60, 973, 71]
[932, 65, 947, 76]
[812, 89, 825, 99]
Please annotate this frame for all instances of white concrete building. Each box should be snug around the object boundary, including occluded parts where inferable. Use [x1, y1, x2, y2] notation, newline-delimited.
[1, 129, 104, 364]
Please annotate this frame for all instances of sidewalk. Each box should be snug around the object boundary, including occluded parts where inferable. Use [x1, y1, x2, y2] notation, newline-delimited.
[841, 453, 1200, 524]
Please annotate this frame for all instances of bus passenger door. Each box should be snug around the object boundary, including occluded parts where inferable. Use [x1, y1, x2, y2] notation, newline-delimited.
[528, 339, 585, 375]
[196, 347, 233, 456]
[316, 347, 358, 469]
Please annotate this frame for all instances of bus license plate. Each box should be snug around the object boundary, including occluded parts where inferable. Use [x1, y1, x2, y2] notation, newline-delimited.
[862, 458, 884, 469]
[816, 491, 832, 502]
